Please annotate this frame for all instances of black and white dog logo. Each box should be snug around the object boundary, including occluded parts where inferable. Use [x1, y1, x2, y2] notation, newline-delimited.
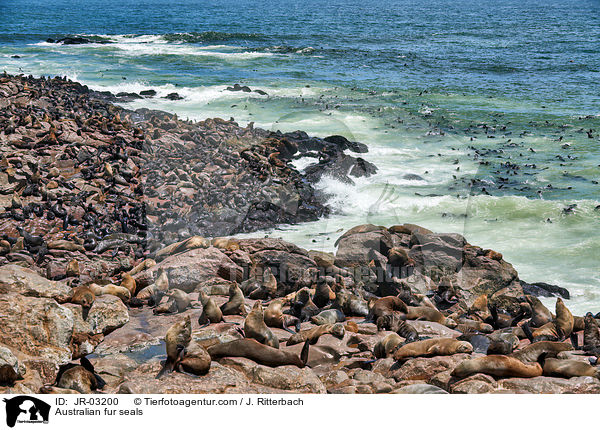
[3, 396, 50, 427]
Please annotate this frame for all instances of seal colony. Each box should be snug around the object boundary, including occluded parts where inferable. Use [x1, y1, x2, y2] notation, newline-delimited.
[0, 74, 599, 394]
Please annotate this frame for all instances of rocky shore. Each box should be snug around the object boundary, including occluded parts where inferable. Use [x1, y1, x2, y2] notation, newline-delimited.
[1, 74, 599, 395]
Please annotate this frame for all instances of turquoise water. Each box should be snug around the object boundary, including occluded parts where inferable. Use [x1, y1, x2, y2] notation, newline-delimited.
[1, 0, 599, 313]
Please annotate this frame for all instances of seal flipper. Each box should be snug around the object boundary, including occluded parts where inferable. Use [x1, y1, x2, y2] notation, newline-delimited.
[155, 359, 175, 379]
[522, 322, 534, 342]
[300, 340, 311, 367]
[570, 332, 580, 350]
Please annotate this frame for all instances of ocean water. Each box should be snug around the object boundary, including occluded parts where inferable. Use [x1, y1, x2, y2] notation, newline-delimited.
[1, 0, 599, 314]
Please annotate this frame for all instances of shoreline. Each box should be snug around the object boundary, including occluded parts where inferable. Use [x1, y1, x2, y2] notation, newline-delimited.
[1, 73, 599, 395]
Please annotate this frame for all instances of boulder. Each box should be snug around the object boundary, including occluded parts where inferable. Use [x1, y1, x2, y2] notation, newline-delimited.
[335, 230, 394, 268]
[134, 247, 243, 291]
[497, 376, 600, 394]
[0, 293, 73, 363]
[0, 264, 70, 301]
[389, 354, 471, 382]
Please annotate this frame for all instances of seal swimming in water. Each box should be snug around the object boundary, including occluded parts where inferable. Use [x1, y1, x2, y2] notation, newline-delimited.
[156, 316, 191, 378]
[393, 338, 472, 361]
[207, 338, 310, 368]
[244, 301, 279, 348]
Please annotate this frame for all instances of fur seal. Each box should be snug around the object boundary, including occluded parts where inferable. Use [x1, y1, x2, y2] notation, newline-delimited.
[469, 294, 491, 322]
[220, 283, 247, 316]
[311, 309, 345, 326]
[157, 316, 191, 378]
[207, 338, 309, 368]
[374, 333, 404, 358]
[286, 323, 345, 346]
[288, 288, 320, 322]
[248, 268, 277, 300]
[56, 357, 105, 394]
[554, 298, 574, 339]
[313, 280, 336, 308]
[88, 283, 130, 302]
[175, 340, 211, 376]
[510, 341, 573, 362]
[264, 299, 299, 333]
[120, 273, 137, 297]
[452, 355, 544, 379]
[376, 314, 419, 342]
[127, 258, 156, 276]
[244, 301, 279, 348]
[70, 285, 95, 319]
[66, 259, 80, 278]
[0, 364, 22, 386]
[524, 295, 552, 328]
[456, 319, 494, 333]
[334, 290, 368, 317]
[393, 338, 472, 360]
[367, 296, 408, 321]
[583, 312, 600, 351]
[198, 290, 225, 326]
[406, 306, 455, 327]
[155, 236, 210, 260]
[153, 289, 192, 314]
[542, 358, 598, 378]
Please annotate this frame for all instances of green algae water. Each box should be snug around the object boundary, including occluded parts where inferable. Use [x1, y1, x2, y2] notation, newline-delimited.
[1, 0, 599, 313]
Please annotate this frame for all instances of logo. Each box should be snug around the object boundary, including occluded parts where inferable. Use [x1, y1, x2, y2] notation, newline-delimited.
[3, 396, 50, 427]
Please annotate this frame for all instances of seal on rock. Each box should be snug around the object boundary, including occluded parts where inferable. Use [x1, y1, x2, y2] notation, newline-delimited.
[244, 301, 279, 348]
[393, 338, 472, 360]
[264, 298, 299, 333]
[157, 315, 191, 378]
[198, 291, 225, 326]
[208, 338, 310, 368]
[374, 333, 403, 358]
[220, 283, 247, 316]
[286, 323, 345, 346]
[452, 355, 544, 379]
[542, 358, 598, 378]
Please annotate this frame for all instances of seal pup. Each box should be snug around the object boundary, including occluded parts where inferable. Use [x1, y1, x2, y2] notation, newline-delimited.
[286, 323, 345, 346]
[88, 283, 131, 302]
[156, 315, 191, 378]
[376, 314, 419, 343]
[264, 298, 299, 333]
[198, 291, 226, 326]
[393, 338, 472, 361]
[452, 355, 544, 379]
[289, 288, 320, 322]
[244, 301, 279, 348]
[207, 338, 310, 368]
[66, 259, 80, 278]
[220, 283, 247, 316]
[468, 294, 492, 322]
